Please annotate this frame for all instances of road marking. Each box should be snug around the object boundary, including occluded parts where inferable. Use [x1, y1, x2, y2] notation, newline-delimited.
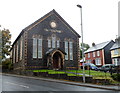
[5, 82, 29, 88]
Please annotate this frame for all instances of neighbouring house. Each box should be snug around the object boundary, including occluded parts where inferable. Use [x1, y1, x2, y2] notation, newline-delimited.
[10, 9, 80, 71]
[84, 40, 114, 67]
[110, 37, 120, 66]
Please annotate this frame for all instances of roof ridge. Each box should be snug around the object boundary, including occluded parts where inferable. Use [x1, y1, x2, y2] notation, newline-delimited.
[93, 40, 111, 47]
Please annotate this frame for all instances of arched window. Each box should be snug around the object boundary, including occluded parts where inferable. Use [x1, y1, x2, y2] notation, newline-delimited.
[69, 41, 73, 60]
[47, 37, 51, 48]
[64, 39, 68, 60]
[38, 38, 42, 58]
[52, 34, 56, 48]
[56, 38, 60, 48]
[64, 39, 73, 60]
[48, 34, 60, 49]
[33, 35, 43, 59]
[33, 38, 37, 58]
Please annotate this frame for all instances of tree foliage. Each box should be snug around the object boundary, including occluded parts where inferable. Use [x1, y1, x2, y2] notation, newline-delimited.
[80, 43, 90, 59]
[1, 28, 11, 59]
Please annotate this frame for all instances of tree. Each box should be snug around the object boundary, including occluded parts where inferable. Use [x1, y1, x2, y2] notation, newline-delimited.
[0, 26, 12, 70]
[1, 28, 11, 59]
[80, 43, 90, 59]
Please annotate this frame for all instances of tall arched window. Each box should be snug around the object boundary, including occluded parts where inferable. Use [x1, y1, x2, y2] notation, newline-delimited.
[52, 34, 56, 48]
[33, 35, 43, 59]
[56, 38, 60, 48]
[65, 40, 68, 60]
[38, 38, 42, 58]
[33, 38, 37, 58]
[48, 34, 60, 49]
[47, 37, 51, 48]
[69, 41, 73, 60]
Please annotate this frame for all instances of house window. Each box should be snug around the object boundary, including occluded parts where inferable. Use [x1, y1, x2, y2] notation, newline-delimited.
[97, 51, 100, 56]
[69, 41, 73, 60]
[86, 60, 91, 63]
[114, 50, 119, 55]
[52, 35, 56, 48]
[65, 41, 68, 60]
[20, 36, 23, 60]
[93, 52, 95, 57]
[57, 40, 60, 48]
[33, 38, 37, 58]
[114, 58, 118, 66]
[88, 53, 90, 58]
[38, 38, 42, 58]
[48, 38, 51, 48]
[95, 58, 101, 65]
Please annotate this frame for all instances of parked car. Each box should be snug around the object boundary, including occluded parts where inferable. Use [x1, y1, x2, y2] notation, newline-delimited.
[99, 64, 115, 72]
[83, 63, 99, 70]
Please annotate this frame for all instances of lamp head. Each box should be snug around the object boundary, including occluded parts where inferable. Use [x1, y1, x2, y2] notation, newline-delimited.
[77, 5, 82, 8]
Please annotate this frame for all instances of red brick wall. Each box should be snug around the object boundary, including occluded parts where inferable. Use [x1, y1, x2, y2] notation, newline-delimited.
[85, 50, 104, 67]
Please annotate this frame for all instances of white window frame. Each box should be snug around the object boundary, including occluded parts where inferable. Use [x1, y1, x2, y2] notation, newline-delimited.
[93, 52, 95, 57]
[95, 58, 101, 65]
[88, 53, 90, 58]
[86, 60, 91, 63]
[97, 51, 100, 56]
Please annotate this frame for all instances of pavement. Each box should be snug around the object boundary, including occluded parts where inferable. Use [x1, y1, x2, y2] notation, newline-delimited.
[1, 73, 120, 91]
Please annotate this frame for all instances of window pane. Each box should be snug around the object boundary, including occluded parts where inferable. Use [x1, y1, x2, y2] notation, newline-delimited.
[93, 52, 95, 57]
[48, 39, 51, 48]
[88, 53, 90, 58]
[65, 41, 68, 60]
[52, 36, 56, 48]
[114, 50, 118, 55]
[95, 58, 101, 65]
[33, 38, 37, 58]
[38, 39, 42, 58]
[69, 41, 73, 60]
[57, 40, 60, 48]
[97, 51, 100, 56]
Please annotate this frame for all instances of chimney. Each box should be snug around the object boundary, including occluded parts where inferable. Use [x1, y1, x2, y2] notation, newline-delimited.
[92, 42, 95, 47]
[115, 36, 120, 45]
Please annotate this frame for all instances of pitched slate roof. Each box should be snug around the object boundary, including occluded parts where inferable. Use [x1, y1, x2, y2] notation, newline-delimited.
[11, 9, 80, 48]
[110, 43, 120, 50]
[85, 40, 113, 53]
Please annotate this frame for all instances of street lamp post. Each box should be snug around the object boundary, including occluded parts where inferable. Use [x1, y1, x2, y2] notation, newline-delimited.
[77, 4, 85, 83]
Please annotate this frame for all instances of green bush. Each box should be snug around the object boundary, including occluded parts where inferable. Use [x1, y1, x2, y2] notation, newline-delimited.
[2, 58, 13, 70]
[111, 73, 120, 82]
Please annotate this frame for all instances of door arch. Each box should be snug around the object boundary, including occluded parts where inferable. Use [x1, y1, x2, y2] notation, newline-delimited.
[52, 50, 64, 70]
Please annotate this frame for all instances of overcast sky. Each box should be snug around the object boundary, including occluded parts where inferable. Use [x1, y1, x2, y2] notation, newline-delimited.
[0, 0, 119, 46]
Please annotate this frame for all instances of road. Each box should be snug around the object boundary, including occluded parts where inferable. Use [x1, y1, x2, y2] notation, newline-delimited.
[1, 74, 116, 92]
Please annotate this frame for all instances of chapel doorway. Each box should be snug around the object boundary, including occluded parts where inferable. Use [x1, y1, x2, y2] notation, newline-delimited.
[53, 52, 63, 70]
